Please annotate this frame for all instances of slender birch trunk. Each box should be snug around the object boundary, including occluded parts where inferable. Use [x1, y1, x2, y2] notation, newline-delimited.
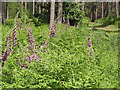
[25, 2, 27, 10]
[116, 0, 119, 18]
[96, 7, 98, 20]
[33, 0, 35, 15]
[50, 0, 55, 28]
[58, 0, 62, 24]
[102, 1, 104, 18]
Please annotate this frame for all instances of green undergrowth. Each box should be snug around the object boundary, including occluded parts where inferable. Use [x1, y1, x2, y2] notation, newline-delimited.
[1, 23, 118, 88]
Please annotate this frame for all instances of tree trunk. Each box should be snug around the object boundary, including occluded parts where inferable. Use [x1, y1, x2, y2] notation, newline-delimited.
[0, 1, 2, 57]
[95, 7, 98, 20]
[21, 0, 23, 14]
[0, 2, 2, 23]
[116, 0, 119, 18]
[6, 2, 9, 19]
[50, 0, 55, 28]
[42, 1, 45, 14]
[2, 2, 5, 24]
[25, 2, 27, 10]
[91, 12, 92, 21]
[58, 0, 62, 24]
[33, 0, 35, 15]
[102, 1, 104, 18]
[108, 2, 111, 16]
[39, 3, 41, 14]
[82, 0, 85, 11]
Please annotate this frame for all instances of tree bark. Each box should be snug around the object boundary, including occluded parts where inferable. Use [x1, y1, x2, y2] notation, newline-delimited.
[39, 3, 41, 14]
[58, 0, 62, 24]
[2, 2, 5, 24]
[6, 2, 8, 19]
[50, 0, 55, 28]
[108, 2, 111, 16]
[0, 1, 2, 57]
[33, 0, 35, 15]
[102, 1, 104, 18]
[21, 0, 23, 14]
[0, 1, 2, 23]
[82, 0, 85, 11]
[95, 7, 98, 20]
[25, 2, 27, 10]
[116, 0, 119, 18]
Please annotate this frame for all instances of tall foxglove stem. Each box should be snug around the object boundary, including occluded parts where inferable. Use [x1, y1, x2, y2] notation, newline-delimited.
[12, 29, 17, 46]
[88, 32, 93, 56]
[50, 26, 56, 38]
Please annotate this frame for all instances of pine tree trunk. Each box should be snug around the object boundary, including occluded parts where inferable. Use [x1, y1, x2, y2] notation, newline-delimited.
[116, 0, 119, 18]
[91, 12, 93, 21]
[50, 0, 55, 28]
[21, 0, 23, 14]
[33, 0, 35, 15]
[82, 0, 85, 11]
[102, 1, 104, 18]
[0, 2, 2, 23]
[42, 1, 45, 14]
[25, 2, 27, 10]
[0, 1, 2, 57]
[39, 3, 41, 14]
[95, 7, 98, 20]
[108, 2, 111, 16]
[2, 2, 5, 24]
[58, 1, 62, 24]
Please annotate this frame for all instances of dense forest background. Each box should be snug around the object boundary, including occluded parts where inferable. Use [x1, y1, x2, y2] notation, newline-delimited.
[1, 1, 120, 27]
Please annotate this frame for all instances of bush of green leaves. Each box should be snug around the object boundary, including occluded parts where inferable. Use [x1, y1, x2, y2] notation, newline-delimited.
[1, 17, 118, 88]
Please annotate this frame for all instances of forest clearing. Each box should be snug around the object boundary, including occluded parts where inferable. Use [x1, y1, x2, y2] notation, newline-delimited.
[0, 0, 119, 88]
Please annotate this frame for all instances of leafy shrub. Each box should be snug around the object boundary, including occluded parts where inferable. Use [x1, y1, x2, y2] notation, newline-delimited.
[1, 15, 118, 88]
[4, 19, 15, 26]
[32, 17, 42, 26]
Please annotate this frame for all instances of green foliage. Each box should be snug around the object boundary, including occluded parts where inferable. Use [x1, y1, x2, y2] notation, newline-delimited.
[95, 14, 120, 27]
[63, 2, 85, 25]
[1, 17, 118, 88]
[4, 19, 14, 26]
[31, 17, 42, 27]
[8, 2, 21, 18]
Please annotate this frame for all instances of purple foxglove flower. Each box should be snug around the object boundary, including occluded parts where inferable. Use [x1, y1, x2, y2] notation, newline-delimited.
[26, 55, 32, 63]
[88, 41, 91, 44]
[1, 55, 7, 61]
[6, 34, 10, 48]
[28, 26, 36, 49]
[1, 49, 11, 61]
[15, 18, 21, 30]
[30, 37, 35, 44]
[25, 65, 28, 68]
[20, 65, 24, 68]
[88, 44, 92, 47]
[6, 35, 10, 42]
[16, 20, 19, 26]
[88, 32, 93, 56]
[37, 60, 41, 62]
[33, 53, 39, 60]
[6, 49, 11, 55]
[50, 26, 56, 38]
[12, 29, 17, 46]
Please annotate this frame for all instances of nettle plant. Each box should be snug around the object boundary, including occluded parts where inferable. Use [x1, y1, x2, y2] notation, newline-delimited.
[1, 13, 47, 69]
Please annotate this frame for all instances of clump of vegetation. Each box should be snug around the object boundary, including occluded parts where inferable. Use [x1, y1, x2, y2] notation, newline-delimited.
[1, 1, 119, 89]
[1, 14, 118, 88]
